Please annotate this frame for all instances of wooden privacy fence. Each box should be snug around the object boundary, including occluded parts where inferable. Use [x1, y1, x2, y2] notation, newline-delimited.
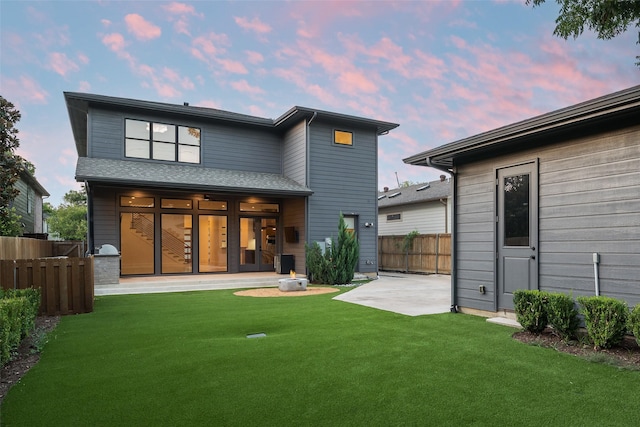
[378, 233, 451, 274]
[0, 237, 86, 260]
[0, 257, 94, 316]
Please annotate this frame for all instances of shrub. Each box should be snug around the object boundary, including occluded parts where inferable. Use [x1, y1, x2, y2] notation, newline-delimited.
[0, 297, 26, 365]
[629, 305, 640, 347]
[547, 293, 580, 341]
[577, 296, 628, 349]
[513, 290, 549, 333]
[305, 214, 359, 285]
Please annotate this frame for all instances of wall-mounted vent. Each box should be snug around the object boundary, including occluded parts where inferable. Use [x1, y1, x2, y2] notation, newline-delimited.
[416, 184, 430, 191]
[388, 192, 401, 198]
[377, 195, 387, 200]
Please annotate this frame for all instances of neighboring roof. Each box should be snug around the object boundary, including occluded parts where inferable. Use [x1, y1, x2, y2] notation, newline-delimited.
[76, 157, 313, 197]
[64, 92, 399, 157]
[404, 85, 640, 170]
[19, 169, 50, 197]
[378, 178, 450, 209]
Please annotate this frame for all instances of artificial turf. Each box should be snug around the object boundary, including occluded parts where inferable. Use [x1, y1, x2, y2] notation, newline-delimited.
[1, 288, 639, 426]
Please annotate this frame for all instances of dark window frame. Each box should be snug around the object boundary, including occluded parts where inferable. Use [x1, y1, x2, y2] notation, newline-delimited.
[125, 118, 201, 164]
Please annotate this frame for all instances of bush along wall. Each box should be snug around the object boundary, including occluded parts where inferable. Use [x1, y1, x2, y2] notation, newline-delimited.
[513, 290, 640, 351]
[0, 287, 41, 366]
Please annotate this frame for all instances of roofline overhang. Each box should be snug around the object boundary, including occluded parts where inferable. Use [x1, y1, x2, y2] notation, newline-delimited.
[403, 84, 640, 168]
[76, 176, 314, 197]
[19, 169, 50, 197]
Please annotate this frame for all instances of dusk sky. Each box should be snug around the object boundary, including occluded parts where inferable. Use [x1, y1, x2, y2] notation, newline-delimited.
[1, 0, 637, 205]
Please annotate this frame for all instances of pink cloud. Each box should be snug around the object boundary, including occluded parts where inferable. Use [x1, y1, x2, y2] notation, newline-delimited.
[125, 14, 161, 41]
[191, 32, 229, 59]
[248, 105, 266, 116]
[337, 70, 378, 95]
[162, 67, 195, 90]
[234, 16, 272, 34]
[47, 52, 79, 76]
[77, 53, 90, 65]
[2, 76, 49, 104]
[450, 35, 467, 49]
[217, 58, 248, 74]
[78, 81, 91, 92]
[163, 2, 196, 14]
[246, 50, 264, 64]
[102, 33, 126, 52]
[195, 100, 222, 109]
[230, 80, 265, 95]
[101, 19, 111, 28]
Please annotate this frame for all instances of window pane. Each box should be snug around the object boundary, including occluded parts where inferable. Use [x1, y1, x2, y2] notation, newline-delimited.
[161, 214, 193, 273]
[125, 138, 150, 159]
[179, 126, 200, 146]
[178, 145, 200, 163]
[199, 215, 227, 272]
[120, 212, 154, 275]
[153, 141, 176, 161]
[240, 218, 256, 265]
[120, 196, 155, 207]
[504, 174, 530, 246]
[239, 202, 279, 212]
[199, 200, 227, 211]
[334, 130, 353, 146]
[125, 119, 149, 140]
[153, 123, 176, 143]
[161, 199, 192, 209]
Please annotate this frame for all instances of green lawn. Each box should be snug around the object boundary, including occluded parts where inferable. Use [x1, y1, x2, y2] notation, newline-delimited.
[2, 288, 639, 426]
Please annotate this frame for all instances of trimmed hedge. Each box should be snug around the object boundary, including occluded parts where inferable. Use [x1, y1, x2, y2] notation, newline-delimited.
[577, 296, 628, 349]
[628, 305, 640, 347]
[0, 288, 41, 366]
[547, 293, 580, 341]
[513, 290, 549, 333]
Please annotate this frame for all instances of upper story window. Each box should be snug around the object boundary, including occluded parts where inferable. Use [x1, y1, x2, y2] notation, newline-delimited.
[334, 130, 353, 146]
[125, 119, 201, 164]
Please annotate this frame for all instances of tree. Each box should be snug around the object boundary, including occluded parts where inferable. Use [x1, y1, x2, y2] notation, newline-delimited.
[0, 96, 25, 236]
[47, 188, 88, 241]
[528, 0, 640, 66]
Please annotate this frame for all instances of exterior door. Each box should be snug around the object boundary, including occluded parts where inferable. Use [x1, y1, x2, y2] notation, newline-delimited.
[497, 162, 538, 310]
[239, 217, 277, 271]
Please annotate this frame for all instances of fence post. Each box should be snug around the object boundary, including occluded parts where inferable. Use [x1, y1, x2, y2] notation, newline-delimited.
[435, 233, 440, 274]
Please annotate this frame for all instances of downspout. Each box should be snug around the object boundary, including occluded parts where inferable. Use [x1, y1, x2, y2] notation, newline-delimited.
[304, 112, 317, 276]
[85, 181, 94, 256]
[426, 158, 458, 313]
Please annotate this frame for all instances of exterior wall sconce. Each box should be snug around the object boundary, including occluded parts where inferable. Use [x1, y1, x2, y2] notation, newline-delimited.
[364, 222, 374, 228]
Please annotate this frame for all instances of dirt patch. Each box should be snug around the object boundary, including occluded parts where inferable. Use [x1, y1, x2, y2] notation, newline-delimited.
[0, 316, 60, 405]
[513, 329, 640, 369]
[234, 287, 339, 297]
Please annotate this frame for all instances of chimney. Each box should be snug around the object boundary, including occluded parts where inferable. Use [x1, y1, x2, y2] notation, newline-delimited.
[384, 187, 389, 192]
[440, 175, 446, 182]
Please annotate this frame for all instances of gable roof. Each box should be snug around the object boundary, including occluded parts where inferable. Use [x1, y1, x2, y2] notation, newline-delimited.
[64, 92, 399, 157]
[403, 85, 640, 171]
[19, 169, 49, 197]
[378, 178, 450, 208]
[76, 157, 313, 197]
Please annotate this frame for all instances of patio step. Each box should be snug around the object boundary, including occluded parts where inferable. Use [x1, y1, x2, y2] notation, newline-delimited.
[95, 274, 296, 296]
[487, 317, 521, 328]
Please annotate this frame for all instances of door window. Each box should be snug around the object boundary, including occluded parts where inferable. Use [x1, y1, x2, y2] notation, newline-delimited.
[503, 174, 530, 246]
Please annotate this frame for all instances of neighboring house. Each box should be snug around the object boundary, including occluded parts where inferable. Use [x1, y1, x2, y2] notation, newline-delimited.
[404, 85, 640, 315]
[13, 168, 49, 236]
[377, 176, 451, 236]
[65, 92, 398, 277]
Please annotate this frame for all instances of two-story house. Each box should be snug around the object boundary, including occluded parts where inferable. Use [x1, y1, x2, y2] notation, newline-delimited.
[65, 92, 398, 277]
[14, 168, 49, 237]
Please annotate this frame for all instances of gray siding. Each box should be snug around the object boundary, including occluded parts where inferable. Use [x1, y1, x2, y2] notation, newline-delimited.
[92, 186, 118, 251]
[88, 107, 282, 174]
[13, 179, 34, 234]
[378, 199, 451, 236]
[307, 120, 379, 273]
[455, 124, 640, 311]
[283, 121, 307, 185]
[282, 197, 306, 273]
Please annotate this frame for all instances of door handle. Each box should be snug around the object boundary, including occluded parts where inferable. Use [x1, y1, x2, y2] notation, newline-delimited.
[530, 255, 536, 260]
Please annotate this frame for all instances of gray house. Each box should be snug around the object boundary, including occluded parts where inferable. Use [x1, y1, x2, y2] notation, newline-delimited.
[405, 85, 640, 315]
[65, 92, 398, 277]
[14, 168, 49, 236]
[377, 176, 451, 236]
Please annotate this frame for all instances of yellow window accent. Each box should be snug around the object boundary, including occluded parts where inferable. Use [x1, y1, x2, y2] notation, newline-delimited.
[334, 130, 353, 146]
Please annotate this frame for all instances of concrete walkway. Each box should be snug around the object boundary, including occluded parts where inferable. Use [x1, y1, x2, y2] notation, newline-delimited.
[334, 273, 451, 316]
[95, 272, 452, 317]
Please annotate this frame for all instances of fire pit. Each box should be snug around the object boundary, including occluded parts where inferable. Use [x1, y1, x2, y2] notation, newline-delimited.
[278, 271, 308, 292]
